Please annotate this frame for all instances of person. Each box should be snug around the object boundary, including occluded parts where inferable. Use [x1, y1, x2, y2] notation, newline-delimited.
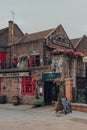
[53, 78, 65, 113]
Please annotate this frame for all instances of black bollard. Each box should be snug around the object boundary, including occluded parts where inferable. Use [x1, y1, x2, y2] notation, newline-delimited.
[85, 87, 87, 104]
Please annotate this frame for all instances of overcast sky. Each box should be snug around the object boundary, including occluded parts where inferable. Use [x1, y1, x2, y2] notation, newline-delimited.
[0, 0, 87, 38]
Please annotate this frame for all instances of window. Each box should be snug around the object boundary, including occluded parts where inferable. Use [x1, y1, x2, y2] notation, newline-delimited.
[0, 52, 6, 69]
[21, 76, 36, 94]
[29, 52, 40, 67]
[30, 55, 40, 67]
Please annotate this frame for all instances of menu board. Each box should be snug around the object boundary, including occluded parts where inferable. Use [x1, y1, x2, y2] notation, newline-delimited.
[60, 97, 72, 114]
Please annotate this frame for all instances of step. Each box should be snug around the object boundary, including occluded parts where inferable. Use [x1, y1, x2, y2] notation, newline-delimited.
[71, 103, 87, 112]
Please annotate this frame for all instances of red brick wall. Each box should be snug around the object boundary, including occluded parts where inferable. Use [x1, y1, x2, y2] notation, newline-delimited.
[0, 66, 51, 104]
[1, 78, 19, 103]
[10, 40, 44, 61]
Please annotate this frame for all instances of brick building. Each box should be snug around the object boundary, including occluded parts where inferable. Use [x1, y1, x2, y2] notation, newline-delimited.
[71, 35, 87, 89]
[0, 21, 86, 105]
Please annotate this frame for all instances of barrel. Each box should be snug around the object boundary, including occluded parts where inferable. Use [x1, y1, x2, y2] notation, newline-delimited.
[0, 95, 6, 104]
[13, 96, 20, 105]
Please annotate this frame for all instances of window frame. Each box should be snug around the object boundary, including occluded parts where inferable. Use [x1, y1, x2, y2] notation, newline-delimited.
[21, 76, 36, 95]
[30, 54, 40, 67]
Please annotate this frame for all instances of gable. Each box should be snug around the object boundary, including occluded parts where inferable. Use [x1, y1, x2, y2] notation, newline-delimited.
[46, 25, 73, 49]
[71, 38, 81, 48]
[0, 28, 8, 47]
[13, 24, 24, 43]
[0, 21, 24, 46]
[75, 35, 87, 54]
[0, 27, 8, 34]
[14, 24, 24, 36]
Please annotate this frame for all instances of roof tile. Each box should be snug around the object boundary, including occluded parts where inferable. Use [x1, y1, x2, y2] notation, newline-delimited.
[18, 28, 54, 43]
[71, 38, 81, 47]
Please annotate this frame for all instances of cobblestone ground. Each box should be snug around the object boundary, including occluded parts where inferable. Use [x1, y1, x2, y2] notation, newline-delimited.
[0, 104, 87, 130]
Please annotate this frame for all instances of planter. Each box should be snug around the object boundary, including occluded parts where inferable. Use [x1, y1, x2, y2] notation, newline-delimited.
[33, 98, 44, 107]
[0, 95, 6, 104]
[18, 60, 28, 69]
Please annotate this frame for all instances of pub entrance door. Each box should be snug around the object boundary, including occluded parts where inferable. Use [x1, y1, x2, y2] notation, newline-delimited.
[44, 81, 58, 105]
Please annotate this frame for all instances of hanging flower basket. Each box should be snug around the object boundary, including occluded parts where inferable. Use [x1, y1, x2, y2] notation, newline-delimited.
[74, 51, 85, 58]
[53, 78, 65, 86]
[18, 54, 29, 69]
[51, 49, 85, 59]
[64, 49, 74, 57]
[52, 49, 64, 55]
[18, 54, 29, 62]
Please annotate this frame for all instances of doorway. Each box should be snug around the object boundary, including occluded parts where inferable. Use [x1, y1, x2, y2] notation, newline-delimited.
[44, 81, 58, 105]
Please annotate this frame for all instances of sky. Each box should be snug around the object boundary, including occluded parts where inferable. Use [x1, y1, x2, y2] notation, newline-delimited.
[0, 0, 87, 38]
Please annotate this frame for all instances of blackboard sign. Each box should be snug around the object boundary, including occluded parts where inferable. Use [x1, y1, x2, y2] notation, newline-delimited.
[60, 97, 72, 114]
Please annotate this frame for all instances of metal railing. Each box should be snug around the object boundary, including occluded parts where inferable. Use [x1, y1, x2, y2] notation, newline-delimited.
[0, 62, 18, 69]
[0, 58, 52, 70]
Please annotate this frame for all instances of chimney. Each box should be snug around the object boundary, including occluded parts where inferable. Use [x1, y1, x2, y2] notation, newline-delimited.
[8, 20, 14, 45]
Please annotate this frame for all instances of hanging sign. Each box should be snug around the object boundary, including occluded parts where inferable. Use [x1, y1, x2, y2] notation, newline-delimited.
[83, 56, 87, 62]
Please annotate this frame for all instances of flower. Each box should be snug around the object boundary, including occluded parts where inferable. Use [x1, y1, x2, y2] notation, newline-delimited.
[18, 54, 29, 62]
[53, 78, 65, 85]
[74, 52, 85, 57]
[52, 49, 64, 55]
[64, 49, 74, 56]
[51, 49, 85, 59]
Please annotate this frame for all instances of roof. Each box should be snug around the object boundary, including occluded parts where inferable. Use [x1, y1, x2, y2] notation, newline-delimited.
[0, 23, 24, 36]
[14, 24, 24, 35]
[17, 28, 54, 43]
[16, 24, 74, 51]
[46, 44, 69, 50]
[0, 27, 8, 34]
[71, 38, 81, 48]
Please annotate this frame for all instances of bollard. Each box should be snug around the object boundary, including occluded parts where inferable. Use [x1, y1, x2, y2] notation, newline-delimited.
[86, 87, 87, 104]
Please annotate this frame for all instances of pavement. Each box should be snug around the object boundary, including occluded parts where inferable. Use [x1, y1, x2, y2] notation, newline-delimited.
[0, 103, 87, 121]
[0, 103, 87, 130]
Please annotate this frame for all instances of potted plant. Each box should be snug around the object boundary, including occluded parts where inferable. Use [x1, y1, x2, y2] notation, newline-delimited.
[18, 54, 29, 69]
[33, 79, 44, 107]
[18, 54, 29, 62]
[74, 51, 85, 58]
[64, 49, 74, 57]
